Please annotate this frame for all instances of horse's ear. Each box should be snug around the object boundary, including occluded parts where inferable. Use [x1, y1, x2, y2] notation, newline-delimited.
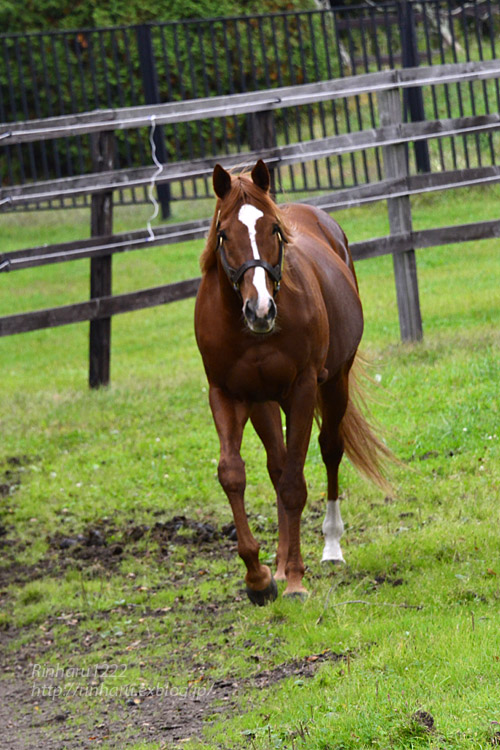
[251, 160, 270, 193]
[213, 164, 232, 199]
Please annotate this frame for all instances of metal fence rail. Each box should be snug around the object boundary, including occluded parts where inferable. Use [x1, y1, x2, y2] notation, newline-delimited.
[1, 0, 500, 211]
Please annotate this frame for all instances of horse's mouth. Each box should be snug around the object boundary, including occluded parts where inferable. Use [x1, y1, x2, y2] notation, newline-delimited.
[245, 318, 276, 335]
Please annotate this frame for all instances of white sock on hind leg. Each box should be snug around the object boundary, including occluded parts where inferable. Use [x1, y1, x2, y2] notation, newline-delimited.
[321, 499, 345, 563]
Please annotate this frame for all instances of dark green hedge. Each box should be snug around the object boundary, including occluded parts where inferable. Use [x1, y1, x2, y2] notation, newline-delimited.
[0, 0, 317, 33]
[1, 1, 335, 187]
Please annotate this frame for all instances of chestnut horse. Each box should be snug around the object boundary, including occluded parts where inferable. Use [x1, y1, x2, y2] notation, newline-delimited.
[195, 160, 389, 604]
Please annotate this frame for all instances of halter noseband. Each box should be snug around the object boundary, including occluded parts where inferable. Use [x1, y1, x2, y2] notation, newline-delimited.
[215, 212, 286, 299]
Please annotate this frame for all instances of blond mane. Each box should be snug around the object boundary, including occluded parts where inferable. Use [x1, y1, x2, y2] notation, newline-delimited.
[200, 171, 294, 277]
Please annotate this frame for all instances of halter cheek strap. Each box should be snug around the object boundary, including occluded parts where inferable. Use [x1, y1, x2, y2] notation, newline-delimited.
[215, 215, 286, 298]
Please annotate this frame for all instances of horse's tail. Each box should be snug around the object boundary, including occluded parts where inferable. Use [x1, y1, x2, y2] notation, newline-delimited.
[339, 356, 395, 493]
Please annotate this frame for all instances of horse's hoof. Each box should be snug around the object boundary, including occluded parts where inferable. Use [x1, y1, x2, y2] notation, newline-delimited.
[246, 576, 278, 606]
[321, 546, 345, 565]
[321, 557, 345, 566]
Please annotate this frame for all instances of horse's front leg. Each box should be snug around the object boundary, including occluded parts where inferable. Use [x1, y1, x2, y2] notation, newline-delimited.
[209, 385, 278, 606]
[250, 402, 288, 582]
[280, 371, 317, 598]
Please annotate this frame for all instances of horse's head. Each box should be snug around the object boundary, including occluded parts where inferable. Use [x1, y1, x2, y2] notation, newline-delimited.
[212, 160, 286, 335]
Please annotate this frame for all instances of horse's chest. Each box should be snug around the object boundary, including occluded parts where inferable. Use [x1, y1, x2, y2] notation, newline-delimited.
[225, 348, 297, 402]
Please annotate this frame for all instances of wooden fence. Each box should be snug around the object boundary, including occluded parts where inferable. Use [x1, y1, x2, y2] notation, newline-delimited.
[1, 59, 500, 386]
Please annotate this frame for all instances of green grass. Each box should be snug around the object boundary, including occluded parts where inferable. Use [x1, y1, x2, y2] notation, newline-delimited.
[0, 185, 499, 749]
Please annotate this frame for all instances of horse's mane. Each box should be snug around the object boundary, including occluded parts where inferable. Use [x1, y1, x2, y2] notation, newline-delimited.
[200, 171, 295, 278]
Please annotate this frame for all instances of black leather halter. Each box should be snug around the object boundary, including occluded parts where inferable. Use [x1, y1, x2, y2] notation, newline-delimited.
[215, 214, 286, 299]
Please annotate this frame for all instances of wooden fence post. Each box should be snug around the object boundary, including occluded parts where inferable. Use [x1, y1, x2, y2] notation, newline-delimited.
[89, 131, 114, 388]
[377, 87, 423, 342]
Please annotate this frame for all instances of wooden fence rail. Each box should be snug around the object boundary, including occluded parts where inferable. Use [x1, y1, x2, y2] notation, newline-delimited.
[3, 112, 500, 208]
[2, 59, 500, 145]
[1, 59, 500, 385]
[3, 217, 500, 339]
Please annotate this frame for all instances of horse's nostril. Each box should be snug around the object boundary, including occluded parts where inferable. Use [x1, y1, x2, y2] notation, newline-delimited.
[267, 298, 277, 321]
[244, 300, 257, 323]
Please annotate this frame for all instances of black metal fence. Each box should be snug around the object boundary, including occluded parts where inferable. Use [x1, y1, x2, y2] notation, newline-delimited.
[1, 0, 500, 212]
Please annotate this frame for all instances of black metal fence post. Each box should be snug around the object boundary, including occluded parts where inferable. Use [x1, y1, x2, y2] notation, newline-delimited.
[399, 0, 431, 173]
[136, 23, 170, 219]
[249, 110, 277, 196]
[89, 131, 114, 388]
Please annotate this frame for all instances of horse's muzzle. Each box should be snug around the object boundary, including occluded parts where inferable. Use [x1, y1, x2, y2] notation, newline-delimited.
[244, 297, 277, 334]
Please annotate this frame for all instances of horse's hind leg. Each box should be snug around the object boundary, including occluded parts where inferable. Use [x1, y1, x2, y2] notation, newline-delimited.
[209, 386, 277, 605]
[318, 372, 349, 564]
[250, 402, 288, 581]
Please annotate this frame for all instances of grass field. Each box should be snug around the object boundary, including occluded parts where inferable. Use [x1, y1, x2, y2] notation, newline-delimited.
[0, 184, 499, 749]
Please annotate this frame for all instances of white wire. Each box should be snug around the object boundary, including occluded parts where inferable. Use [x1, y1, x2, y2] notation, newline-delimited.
[2, 169, 500, 272]
[146, 115, 164, 240]
[309, 172, 500, 210]
[2, 64, 500, 143]
[5, 226, 208, 268]
[2, 114, 500, 208]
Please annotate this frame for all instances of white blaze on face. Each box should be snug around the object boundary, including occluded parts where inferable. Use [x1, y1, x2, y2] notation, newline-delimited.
[238, 204, 272, 317]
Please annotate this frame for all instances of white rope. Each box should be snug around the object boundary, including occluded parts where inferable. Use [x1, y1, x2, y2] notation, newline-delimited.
[146, 115, 164, 240]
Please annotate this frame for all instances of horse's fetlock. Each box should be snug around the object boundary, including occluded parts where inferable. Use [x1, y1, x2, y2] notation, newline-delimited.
[285, 559, 305, 579]
[239, 539, 260, 566]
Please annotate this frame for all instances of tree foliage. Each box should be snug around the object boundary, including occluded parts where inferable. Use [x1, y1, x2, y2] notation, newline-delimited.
[0, 0, 316, 33]
[0, 0, 324, 187]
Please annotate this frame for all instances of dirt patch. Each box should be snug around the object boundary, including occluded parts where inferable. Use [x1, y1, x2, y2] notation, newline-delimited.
[0, 670, 233, 749]
[248, 649, 345, 687]
[47, 515, 238, 566]
[0, 635, 344, 749]
[411, 710, 435, 733]
[0, 514, 239, 593]
[0, 488, 347, 747]
[0, 670, 236, 749]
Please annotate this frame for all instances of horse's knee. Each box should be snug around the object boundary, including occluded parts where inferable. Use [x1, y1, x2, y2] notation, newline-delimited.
[267, 455, 285, 489]
[218, 455, 245, 496]
[279, 470, 307, 513]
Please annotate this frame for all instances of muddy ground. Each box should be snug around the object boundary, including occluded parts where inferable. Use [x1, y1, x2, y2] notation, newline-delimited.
[1, 627, 343, 749]
[0, 480, 346, 750]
